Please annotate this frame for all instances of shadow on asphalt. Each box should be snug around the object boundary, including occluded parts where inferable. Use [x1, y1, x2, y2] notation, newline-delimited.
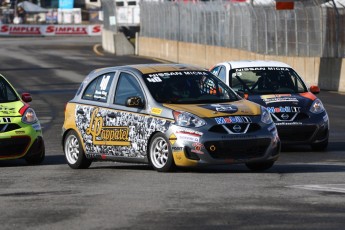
[87, 162, 345, 174]
[281, 141, 345, 152]
[0, 155, 66, 167]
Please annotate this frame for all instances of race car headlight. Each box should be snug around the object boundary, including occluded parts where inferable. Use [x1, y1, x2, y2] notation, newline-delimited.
[310, 99, 325, 114]
[173, 111, 206, 128]
[261, 107, 273, 124]
[22, 108, 38, 124]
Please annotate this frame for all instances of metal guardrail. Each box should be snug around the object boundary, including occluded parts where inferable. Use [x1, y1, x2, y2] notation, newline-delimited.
[137, 1, 345, 58]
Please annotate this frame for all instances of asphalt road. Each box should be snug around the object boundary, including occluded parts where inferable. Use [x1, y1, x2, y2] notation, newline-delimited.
[0, 37, 344, 230]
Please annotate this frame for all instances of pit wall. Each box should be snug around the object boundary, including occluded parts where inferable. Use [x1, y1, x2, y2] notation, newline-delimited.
[138, 37, 345, 92]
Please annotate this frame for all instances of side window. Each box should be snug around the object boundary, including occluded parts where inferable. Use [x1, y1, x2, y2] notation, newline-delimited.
[82, 73, 114, 102]
[218, 67, 227, 83]
[114, 72, 144, 106]
[210, 66, 220, 76]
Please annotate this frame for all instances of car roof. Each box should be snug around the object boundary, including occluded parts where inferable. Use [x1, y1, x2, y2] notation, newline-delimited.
[91, 64, 206, 76]
[220, 60, 292, 69]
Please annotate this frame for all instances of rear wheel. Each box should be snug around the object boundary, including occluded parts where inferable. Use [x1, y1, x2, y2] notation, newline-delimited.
[148, 133, 175, 172]
[245, 161, 274, 172]
[64, 130, 92, 169]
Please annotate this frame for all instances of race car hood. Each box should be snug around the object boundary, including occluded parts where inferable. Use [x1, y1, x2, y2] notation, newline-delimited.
[163, 99, 261, 118]
[0, 101, 25, 117]
[247, 92, 317, 112]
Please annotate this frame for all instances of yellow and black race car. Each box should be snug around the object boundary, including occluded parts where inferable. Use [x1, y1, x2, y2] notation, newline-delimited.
[62, 64, 280, 172]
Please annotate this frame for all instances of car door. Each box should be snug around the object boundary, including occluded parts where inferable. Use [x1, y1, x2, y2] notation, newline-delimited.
[107, 71, 153, 159]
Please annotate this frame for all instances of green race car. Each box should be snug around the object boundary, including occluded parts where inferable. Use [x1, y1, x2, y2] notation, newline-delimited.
[0, 74, 45, 164]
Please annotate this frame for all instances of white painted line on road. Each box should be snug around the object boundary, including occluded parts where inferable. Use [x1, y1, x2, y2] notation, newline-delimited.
[288, 184, 345, 194]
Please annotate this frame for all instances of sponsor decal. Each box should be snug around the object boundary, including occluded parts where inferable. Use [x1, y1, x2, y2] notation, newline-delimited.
[215, 116, 252, 124]
[175, 128, 203, 137]
[0, 25, 41, 35]
[261, 94, 299, 104]
[221, 135, 258, 139]
[172, 147, 183, 151]
[275, 122, 303, 126]
[145, 71, 209, 83]
[15, 131, 25, 134]
[86, 108, 130, 146]
[169, 133, 177, 145]
[191, 142, 204, 154]
[0, 106, 16, 115]
[0, 24, 102, 36]
[267, 106, 301, 113]
[76, 105, 170, 158]
[235, 67, 289, 72]
[323, 114, 328, 122]
[177, 134, 200, 143]
[46, 25, 87, 35]
[200, 104, 238, 114]
[151, 107, 163, 115]
[1, 117, 11, 123]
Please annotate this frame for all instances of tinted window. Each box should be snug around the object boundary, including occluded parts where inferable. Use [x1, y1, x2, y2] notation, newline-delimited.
[143, 71, 238, 104]
[0, 77, 18, 102]
[230, 67, 308, 94]
[82, 73, 114, 102]
[114, 72, 144, 106]
[218, 66, 227, 83]
[210, 66, 220, 76]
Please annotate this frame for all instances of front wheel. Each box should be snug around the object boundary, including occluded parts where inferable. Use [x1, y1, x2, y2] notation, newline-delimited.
[64, 130, 92, 169]
[148, 133, 175, 172]
[245, 161, 274, 172]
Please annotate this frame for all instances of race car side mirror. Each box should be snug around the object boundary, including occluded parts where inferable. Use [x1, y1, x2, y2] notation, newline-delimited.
[21, 93, 32, 102]
[126, 96, 145, 109]
[310, 85, 320, 94]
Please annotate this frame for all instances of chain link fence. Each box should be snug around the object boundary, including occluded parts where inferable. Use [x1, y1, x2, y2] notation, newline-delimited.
[139, 1, 345, 57]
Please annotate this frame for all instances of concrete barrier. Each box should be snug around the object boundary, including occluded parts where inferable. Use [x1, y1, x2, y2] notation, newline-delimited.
[138, 37, 345, 92]
[102, 29, 134, 55]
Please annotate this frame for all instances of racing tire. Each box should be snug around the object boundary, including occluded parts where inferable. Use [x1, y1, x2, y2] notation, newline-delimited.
[311, 139, 328, 151]
[64, 130, 92, 169]
[245, 161, 274, 172]
[148, 133, 175, 172]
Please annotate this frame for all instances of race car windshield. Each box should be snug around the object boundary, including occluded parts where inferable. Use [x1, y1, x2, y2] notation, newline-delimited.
[0, 77, 19, 103]
[229, 67, 308, 95]
[143, 71, 239, 104]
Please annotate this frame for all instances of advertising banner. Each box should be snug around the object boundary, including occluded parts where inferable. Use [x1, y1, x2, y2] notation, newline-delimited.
[0, 24, 102, 36]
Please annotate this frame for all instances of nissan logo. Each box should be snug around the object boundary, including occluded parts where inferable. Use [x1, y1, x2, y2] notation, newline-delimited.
[233, 124, 242, 132]
[281, 114, 289, 120]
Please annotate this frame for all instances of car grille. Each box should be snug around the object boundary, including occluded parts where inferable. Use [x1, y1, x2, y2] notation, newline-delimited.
[272, 112, 309, 122]
[0, 124, 21, 133]
[204, 138, 271, 160]
[277, 125, 317, 142]
[0, 136, 31, 157]
[209, 123, 261, 134]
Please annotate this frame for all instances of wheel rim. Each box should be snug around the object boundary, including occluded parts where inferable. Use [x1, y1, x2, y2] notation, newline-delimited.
[65, 134, 80, 164]
[150, 137, 169, 169]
